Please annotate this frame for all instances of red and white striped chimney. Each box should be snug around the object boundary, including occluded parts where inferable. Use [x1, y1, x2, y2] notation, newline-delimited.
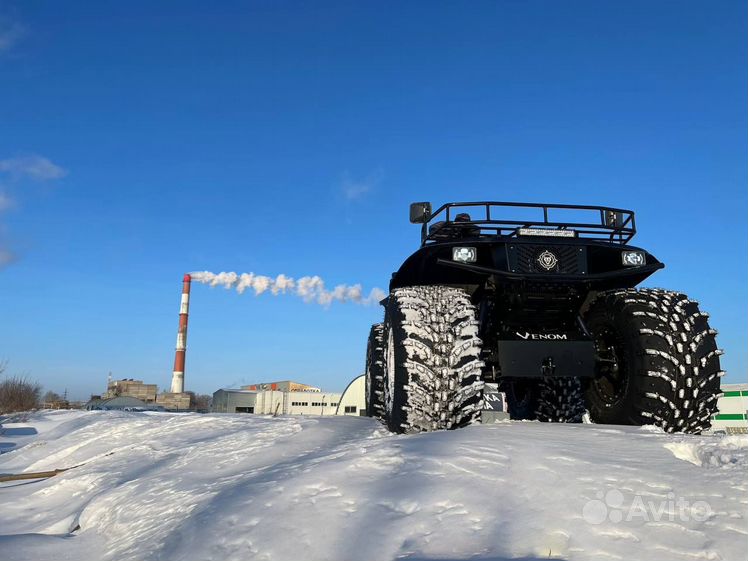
[170, 273, 191, 393]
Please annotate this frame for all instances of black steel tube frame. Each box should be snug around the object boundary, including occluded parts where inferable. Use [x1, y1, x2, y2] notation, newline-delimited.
[421, 201, 636, 245]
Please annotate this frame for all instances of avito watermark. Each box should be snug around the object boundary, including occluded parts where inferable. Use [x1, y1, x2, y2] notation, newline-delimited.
[582, 489, 712, 525]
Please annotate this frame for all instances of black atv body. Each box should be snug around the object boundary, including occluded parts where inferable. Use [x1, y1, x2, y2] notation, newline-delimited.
[391, 202, 661, 381]
[365, 201, 723, 434]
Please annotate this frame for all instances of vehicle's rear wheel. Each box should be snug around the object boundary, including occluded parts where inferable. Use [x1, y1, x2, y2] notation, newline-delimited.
[501, 377, 585, 423]
[383, 286, 485, 433]
[501, 379, 538, 420]
[365, 323, 385, 418]
[535, 377, 586, 423]
[584, 288, 723, 433]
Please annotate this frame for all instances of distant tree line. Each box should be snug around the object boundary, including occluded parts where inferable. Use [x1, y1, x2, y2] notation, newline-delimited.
[0, 361, 42, 414]
[193, 394, 212, 411]
[0, 361, 215, 414]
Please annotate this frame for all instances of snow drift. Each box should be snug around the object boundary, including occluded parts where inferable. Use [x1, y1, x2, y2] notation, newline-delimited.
[1, 411, 746, 561]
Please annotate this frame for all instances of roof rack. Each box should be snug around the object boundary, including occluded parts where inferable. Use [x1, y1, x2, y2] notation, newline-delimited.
[421, 201, 636, 246]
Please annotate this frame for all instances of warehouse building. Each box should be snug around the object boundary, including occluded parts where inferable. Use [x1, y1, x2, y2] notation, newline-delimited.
[241, 381, 320, 392]
[711, 383, 748, 434]
[212, 388, 340, 415]
[212, 378, 366, 416]
[335, 375, 365, 416]
[211, 389, 256, 413]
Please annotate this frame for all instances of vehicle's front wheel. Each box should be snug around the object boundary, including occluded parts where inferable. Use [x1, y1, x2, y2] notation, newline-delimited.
[383, 286, 485, 433]
[584, 288, 723, 433]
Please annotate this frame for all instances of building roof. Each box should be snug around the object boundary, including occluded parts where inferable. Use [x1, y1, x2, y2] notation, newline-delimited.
[85, 396, 162, 410]
[721, 383, 748, 391]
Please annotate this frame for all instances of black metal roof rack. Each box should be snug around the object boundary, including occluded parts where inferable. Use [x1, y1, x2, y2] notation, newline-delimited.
[420, 201, 636, 246]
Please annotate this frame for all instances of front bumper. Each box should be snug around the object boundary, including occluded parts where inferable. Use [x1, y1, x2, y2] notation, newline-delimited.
[497, 340, 596, 378]
[436, 258, 664, 282]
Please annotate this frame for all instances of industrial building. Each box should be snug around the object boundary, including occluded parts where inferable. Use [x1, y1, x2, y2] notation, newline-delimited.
[84, 396, 164, 411]
[712, 383, 748, 433]
[212, 378, 366, 416]
[156, 392, 192, 410]
[100, 377, 192, 411]
[105, 378, 158, 402]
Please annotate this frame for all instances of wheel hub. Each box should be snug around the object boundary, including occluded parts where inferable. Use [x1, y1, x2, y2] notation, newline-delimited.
[593, 329, 628, 406]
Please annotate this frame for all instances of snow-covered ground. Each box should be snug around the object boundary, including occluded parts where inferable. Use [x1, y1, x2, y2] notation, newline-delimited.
[1, 411, 746, 561]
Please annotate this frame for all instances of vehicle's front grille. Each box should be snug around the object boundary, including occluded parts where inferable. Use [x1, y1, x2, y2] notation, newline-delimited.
[508, 244, 586, 275]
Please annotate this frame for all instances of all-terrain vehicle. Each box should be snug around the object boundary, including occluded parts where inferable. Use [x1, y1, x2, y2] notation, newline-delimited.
[365, 201, 723, 434]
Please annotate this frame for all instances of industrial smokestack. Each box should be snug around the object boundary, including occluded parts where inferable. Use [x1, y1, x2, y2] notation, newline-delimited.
[170, 273, 191, 393]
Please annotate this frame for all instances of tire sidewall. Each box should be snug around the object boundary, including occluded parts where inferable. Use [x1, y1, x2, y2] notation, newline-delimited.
[365, 330, 375, 416]
[384, 301, 410, 432]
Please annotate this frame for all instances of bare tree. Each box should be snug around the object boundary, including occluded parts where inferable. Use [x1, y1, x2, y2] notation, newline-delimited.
[193, 394, 212, 411]
[43, 390, 62, 403]
[0, 366, 42, 414]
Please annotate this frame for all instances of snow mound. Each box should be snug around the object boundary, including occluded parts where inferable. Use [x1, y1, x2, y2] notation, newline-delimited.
[1, 411, 746, 561]
[664, 435, 748, 468]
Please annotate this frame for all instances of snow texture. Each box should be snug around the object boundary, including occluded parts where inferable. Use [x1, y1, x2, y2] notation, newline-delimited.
[1, 411, 746, 561]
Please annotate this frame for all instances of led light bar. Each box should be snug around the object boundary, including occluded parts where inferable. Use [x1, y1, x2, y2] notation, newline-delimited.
[517, 228, 576, 238]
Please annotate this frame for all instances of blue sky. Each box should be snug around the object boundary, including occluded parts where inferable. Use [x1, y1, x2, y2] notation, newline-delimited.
[0, 1, 745, 400]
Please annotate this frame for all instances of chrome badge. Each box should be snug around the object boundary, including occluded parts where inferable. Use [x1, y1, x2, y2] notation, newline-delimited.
[537, 250, 559, 271]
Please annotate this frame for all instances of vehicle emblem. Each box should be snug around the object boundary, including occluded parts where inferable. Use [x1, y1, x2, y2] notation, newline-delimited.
[537, 250, 558, 271]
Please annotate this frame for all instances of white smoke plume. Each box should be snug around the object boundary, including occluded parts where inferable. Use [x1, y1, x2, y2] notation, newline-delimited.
[190, 271, 387, 307]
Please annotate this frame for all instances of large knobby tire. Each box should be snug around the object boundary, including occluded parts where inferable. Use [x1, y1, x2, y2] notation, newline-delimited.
[536, 377, 586, 423]
[383, 286, 485, 433]
[502, 378, 586, 423]
[584, 288, 723, 434]
[365, 323, 385, 418]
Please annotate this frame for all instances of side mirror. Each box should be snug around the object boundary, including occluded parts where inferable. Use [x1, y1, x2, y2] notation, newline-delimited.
[409, 202, 432, 224]
[605, 210, 624, 228]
